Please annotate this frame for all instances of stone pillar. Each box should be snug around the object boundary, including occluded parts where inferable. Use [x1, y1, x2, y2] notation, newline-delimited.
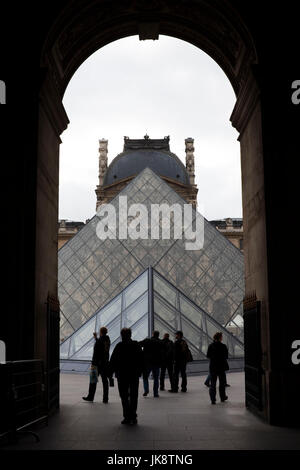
[0, 80, 6, 104]
[253, 66, 300, 426]
[35, 71, 69, 413]
[231, 71, 270, 423]
[96, 139, 108, 211]
[231, 66, 300, 426]
[185, 137, 195, 185]
[98, 139, 108, 186]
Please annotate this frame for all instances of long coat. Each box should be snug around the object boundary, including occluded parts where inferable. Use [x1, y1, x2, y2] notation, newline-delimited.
[108, 339, 143, 379]
[139, 337, 164, 368]
[92, 335, 111, 373]
[206, 341, 229, 374]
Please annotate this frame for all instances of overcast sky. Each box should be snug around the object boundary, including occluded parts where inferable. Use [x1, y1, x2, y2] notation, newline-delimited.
[59, 35, 242, 222]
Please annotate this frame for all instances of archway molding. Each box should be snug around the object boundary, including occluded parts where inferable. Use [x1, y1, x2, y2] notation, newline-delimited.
[36, 0, 273, 424]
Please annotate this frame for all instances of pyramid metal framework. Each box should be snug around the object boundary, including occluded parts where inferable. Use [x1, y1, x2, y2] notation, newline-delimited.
[58, 167, 245, 352]
[60, 267, 244, 361]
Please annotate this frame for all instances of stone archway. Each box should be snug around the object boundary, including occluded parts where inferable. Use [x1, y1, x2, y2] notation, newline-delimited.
[20, 0, 297, 426]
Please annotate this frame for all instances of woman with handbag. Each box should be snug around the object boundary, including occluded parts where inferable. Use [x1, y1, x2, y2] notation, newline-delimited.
[82, 326, 111, 403]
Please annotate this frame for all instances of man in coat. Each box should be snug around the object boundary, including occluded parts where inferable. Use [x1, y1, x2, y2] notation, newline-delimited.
[82, 326, 111, 403]
[206, 331, 229, 404]
[140, 330, 164, 398]
[169, 330, 188, 393]
[160, 333, 174, 391]
[108, 327, 143, 425]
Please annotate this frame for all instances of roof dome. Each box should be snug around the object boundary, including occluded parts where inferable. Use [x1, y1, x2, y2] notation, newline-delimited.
[103, 136, 190, 186]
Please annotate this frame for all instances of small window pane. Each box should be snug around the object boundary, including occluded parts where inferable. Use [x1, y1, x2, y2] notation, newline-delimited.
[123, 270, 148, 308]
[205, 318, 218, 340]
[63, 280, 81, 300]
[153, 316, 176, 339]
[131, 314, 149, 342]
[70, 317, 96, 356]
[105, 315, 122, 343]
[72, 339, 94, 360]
[96, 295, 122, 331]
[123, 292, 148, 328]
[60, 322, 74, 342]
[179, 295, 203, 329]
[60, 339, 70, 359]
[153, 273, 177, 307]
[154, 296, 176, 325]
[181, 316, 201, 350]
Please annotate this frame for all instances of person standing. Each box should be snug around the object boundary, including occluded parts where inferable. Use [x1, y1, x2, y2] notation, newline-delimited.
[140, 331, 163, 397]
[82, 326, 111, 403]
[108, 328, 143, 425]
[160, 333, 174, 391]
[169, 330, 188, 393]
[206, 332, 229, 404]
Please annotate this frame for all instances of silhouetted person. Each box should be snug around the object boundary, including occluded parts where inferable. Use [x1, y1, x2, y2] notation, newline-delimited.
[109, 328, 143, 425]
[82, 326, 110, 403]
[206, 332, 229, 404]
[140, 330, 163, 397]
[169, 330, 188, 393]
[160, 333, 174, 391]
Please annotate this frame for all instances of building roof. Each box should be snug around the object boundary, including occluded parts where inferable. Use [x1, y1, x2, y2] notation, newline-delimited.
[58, 220, 85, 231]
[103, 135, 190, 186]
[210, 218, 243, 229]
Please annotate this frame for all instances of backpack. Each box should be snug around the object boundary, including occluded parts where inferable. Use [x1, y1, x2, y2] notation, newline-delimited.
[181, 340, 193, 362]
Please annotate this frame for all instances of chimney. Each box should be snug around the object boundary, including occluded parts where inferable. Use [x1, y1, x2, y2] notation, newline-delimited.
[185, 137, 195, 185]
[98, 139, 108, 186]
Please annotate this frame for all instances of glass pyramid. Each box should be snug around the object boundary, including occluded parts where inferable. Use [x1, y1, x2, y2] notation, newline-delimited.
[60, 267, 244, 361]
[58, 167, 245, 345]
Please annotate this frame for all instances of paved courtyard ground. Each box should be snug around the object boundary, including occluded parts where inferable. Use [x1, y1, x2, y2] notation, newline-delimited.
[1, 372, 299, 450]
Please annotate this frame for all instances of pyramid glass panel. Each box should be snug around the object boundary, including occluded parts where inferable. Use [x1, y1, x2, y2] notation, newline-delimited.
[60, 338, 70, 359]
[72, 339, 95, 360]
[95, 295, 122, 331]
[71, 317, 96, 355]
[123, 271, 148, 309]
[154, 297, 177, 326]
[131, 314, 149, 341]
[123, 293, 148, 328]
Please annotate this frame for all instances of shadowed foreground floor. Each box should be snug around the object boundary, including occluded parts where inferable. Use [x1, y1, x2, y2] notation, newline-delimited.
[1, 372, 300, 450]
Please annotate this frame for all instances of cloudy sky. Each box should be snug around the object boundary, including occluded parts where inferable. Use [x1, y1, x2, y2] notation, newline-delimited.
[59, 35, 242, 222]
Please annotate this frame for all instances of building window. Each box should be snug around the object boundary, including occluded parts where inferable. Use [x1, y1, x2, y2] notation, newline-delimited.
[0, 340, 6, 363]
[0, 80, 6, 104]
[239, 238, 243, 250]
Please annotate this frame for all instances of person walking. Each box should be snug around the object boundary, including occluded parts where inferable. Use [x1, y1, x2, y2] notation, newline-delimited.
[108, 327, 143, 425]
[169, 330, 188, 393]
[140, 331, 163, 398]
[160, 333, 174, 391]
[82, 326, 111, 403]
[206, 331, 229, 404]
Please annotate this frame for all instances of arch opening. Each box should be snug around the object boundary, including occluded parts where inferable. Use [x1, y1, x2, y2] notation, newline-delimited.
[58, 34, 245, 357]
